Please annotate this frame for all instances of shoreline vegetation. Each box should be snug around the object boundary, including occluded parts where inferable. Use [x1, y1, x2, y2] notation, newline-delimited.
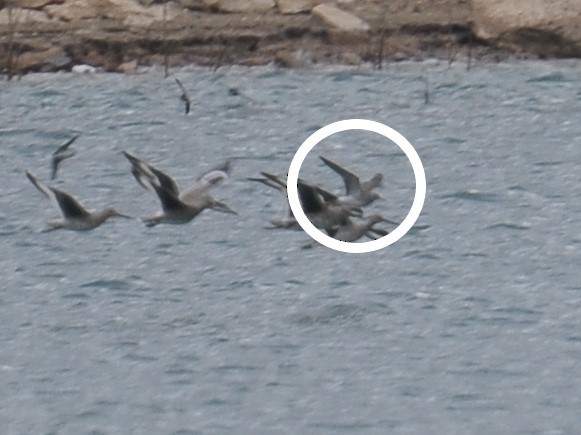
[1, 0, 580, 77]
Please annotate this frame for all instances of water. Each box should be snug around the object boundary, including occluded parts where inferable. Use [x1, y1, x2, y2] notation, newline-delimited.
[1, 60, 581, 434]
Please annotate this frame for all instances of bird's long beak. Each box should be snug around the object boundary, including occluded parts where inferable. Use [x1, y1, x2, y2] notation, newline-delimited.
[370, 228, 389, 237]
[349, 207, 364, 217]
[381, 217, 400, 226]
[212, 200, 238, 215]
[115, 211, 133, 219]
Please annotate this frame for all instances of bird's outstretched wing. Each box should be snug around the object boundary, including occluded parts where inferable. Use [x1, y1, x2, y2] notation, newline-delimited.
[51, 134, 79, 179]
[319, 155, 362, 196]
[26, 170, 51, 199]
[175, 78, 192, 114]
[49, 187, 90, 219]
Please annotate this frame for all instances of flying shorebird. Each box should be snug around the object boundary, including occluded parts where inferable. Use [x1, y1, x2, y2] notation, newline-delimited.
[51, 134, 79, 180]
[327, 214, 391, 242]
[25, 170, 130, 232]
[249, 172, 361, 231]
[301, 214, 391, 249]
[174, 78, 192, 114]
[319, 155, 383, 207]
[123, 151, 237, 227]
[247, 172, 297, 229]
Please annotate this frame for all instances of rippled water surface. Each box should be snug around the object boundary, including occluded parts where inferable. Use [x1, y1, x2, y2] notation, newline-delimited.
[1, 60, 581, 434]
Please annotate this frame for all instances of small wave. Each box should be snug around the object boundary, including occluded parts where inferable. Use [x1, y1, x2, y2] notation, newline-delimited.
[165, 365, 195, 376]
[526, 72, 567, 83]
[304, 124, 323, 134]
[48, 323, 90, 334]
[285, 278, 305, 286]
[256, 69, 286, 79]
[332, 279, 353, 288]
[439, 190, 499, 202]
[291, 303, 364, 326]
[62, 292, 90, 299]
[403, 249, 440, 260]
[533, 160, 566, 167]
[213, 364, 260, 372]
[80, 279, 130, 291]
[171, 430, 199, 435]
[0, 127, 38, 137]
[449, 393, 482, 403]
[229, 279, 254, 289]
[486, 222, 531, 230]
[307, 421, 375, 431]
[31, 89, 65, 98]
[440, 136, 468, 144]
[0, 228, 19, 237]
[116, 120, 166, 128]
[162, 316, 203, 330]
[122, 353, 158, 362]
[328, 71, 356, 82]
[479, 307, 542, 326]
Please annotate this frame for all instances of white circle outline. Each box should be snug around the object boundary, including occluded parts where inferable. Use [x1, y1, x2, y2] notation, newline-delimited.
[287, 119, 426, 254]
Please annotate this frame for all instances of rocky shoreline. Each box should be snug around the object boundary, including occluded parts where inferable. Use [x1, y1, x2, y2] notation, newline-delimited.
[1, 0, 580, 75]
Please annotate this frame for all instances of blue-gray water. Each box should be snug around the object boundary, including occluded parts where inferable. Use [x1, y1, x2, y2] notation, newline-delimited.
[1, 60, 581, 434]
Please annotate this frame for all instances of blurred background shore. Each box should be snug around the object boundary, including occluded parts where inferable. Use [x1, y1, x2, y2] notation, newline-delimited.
[1, 0, 580, 74]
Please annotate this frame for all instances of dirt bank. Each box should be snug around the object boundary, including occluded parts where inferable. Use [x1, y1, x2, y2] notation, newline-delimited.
[0, 0, 578, 75]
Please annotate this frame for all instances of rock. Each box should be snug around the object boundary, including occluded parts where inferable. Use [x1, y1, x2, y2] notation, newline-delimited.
[472, 0, 581, 56]
[179, 0, 206, 10]
[312, 3, 370, 33]
[200, 0, 218, 8]
[275, 49, 311, 67]
[276, 0, 312, 14]
[339, 51, 361, 65]
[19, 0, 64, 9]
[118, 59, 139, 73]
[0, 7, 51, 23]
[135, 0, 170, 5]
[45, 0, 115, 21]
[42, 53, 72, 71]
[72, 64, 97, 73]
[45, 0, 181, 26]
[18, 0, 65, 9]
[80, 46, 123, 71]
[203, 0, 275, 13]
[17, 46, 69, 72]
[123, 1, 182, 26]
[147, 2, 182, 19]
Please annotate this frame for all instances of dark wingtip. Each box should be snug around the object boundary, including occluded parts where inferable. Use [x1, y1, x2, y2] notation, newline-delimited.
[319, 155, 334, 166]
[122, 150, 140, 165]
